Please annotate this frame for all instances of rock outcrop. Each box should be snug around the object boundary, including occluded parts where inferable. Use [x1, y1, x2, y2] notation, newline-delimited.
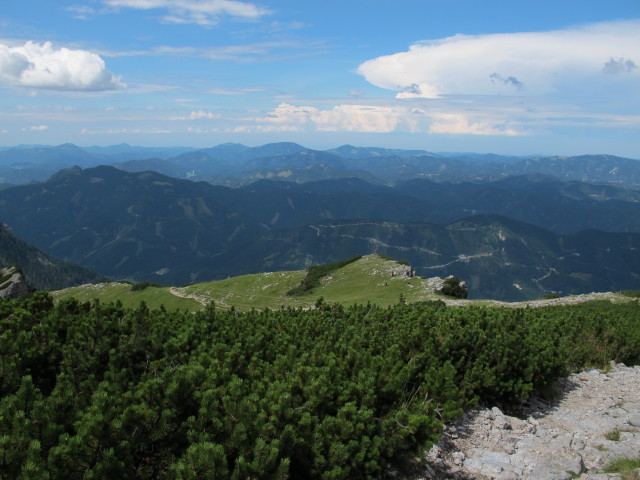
[412, 363, 640, 479]
[0, 265, 30, 299]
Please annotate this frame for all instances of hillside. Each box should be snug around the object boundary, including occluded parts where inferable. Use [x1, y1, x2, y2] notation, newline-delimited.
[51, 255, 634, 311]
[51, 255, 463, 311]
[0, 223, 107, 290]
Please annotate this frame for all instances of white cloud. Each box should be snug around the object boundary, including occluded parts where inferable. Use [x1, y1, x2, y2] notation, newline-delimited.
[22, 125, 48, 131]
[254, 102, 524, 136]
[0, 41, 125, 91]
[428, 114, 521, 136]
[172, 110, 222, 120]
[103, 0, 271, 25]
[100, 39, 326, 63]
[65, 5, 98, 20]
[358, 20, 640, 99]
[256, 103, 405, 133]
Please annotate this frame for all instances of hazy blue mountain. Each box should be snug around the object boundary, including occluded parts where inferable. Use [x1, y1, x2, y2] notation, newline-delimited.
[327, 144, 436, 159]
[390, 176, 640, 234]
[0, 165, 639, 300]
[0, 166, 429, 282]
[237, 164, 384, 186]
[82, 144, 195, 159]
[1, 142, 639, 189]
[113, 158, 191, 178]
[0, 142, 102, 184]
[436, 152, 529, 163]
[173, 142, 308, 166]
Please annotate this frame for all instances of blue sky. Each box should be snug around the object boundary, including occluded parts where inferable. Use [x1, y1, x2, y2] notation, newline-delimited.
[1, 0, 639, 156]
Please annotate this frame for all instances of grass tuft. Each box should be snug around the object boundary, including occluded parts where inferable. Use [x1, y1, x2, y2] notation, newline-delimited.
[602, 456, 640, 479]
[604, 428, 621, 441]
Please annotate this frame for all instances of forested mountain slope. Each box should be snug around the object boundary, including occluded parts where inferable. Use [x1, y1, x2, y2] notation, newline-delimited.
[0, 223, 107, 290]
[0, 166, 639, 300]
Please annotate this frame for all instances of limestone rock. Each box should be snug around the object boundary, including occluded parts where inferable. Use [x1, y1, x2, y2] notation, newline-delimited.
[410, 364, 640, 480]
[0, 265, 30, 299]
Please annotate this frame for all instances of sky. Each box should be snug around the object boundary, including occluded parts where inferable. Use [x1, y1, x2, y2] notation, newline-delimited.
[1, 0, 639, 157]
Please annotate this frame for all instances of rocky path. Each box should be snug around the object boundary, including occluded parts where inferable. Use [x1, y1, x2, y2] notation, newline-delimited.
[414, 364, 640, 480]
[168, 286, 209, 306]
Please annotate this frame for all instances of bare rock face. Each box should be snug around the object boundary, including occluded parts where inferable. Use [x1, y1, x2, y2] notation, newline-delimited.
[413, 363, 640, 480]
[0, 265, 30, 299]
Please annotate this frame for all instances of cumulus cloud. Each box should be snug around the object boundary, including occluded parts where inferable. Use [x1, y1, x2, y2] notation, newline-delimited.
[103, 0, 271, 25]
[254, 102, 523, 136]
[0, 41, 125, 91]
[22, 125, 48, 131]
[358, 20, 640, 98]
[429, 114, 520, 136]
[256, 103, 406, 133]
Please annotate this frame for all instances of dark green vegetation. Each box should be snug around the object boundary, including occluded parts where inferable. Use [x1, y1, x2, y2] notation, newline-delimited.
[0, 223, 107, 290]
[1, 165, 640, 300]
[440, 276, 468, 299]
[620, 290, 640, 298]
[1, 292, 639, 479]
[286, 256, 362, 296]
[130, 282, 162, 292]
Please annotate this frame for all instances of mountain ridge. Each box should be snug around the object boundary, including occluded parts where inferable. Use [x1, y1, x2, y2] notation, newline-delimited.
[1, 142, 638, 187]
[1, 165, 638, 300]
[0, 223, 107, 290]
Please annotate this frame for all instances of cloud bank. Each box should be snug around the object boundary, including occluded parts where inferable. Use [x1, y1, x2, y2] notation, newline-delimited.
[103, 0, 271, 25]
[253, 103, 522, 136]
[358, 20, 640, 98]
[0, 42, 124, 91]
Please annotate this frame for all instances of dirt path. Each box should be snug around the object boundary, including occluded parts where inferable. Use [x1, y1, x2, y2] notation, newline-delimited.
[168, 286, 209, 306]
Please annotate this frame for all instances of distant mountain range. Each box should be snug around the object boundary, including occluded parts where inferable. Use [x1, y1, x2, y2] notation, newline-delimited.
[1, 142, 639, 188]
[1, 162, 639, 301]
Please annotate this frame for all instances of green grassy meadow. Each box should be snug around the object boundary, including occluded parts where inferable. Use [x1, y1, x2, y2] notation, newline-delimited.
[51, 255, 635, 312]
[51, 255, 452, 311]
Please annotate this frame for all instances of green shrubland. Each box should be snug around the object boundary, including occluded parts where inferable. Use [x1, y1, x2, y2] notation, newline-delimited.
[1, 293, 639, 479]
[286, 256, 362, 296]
